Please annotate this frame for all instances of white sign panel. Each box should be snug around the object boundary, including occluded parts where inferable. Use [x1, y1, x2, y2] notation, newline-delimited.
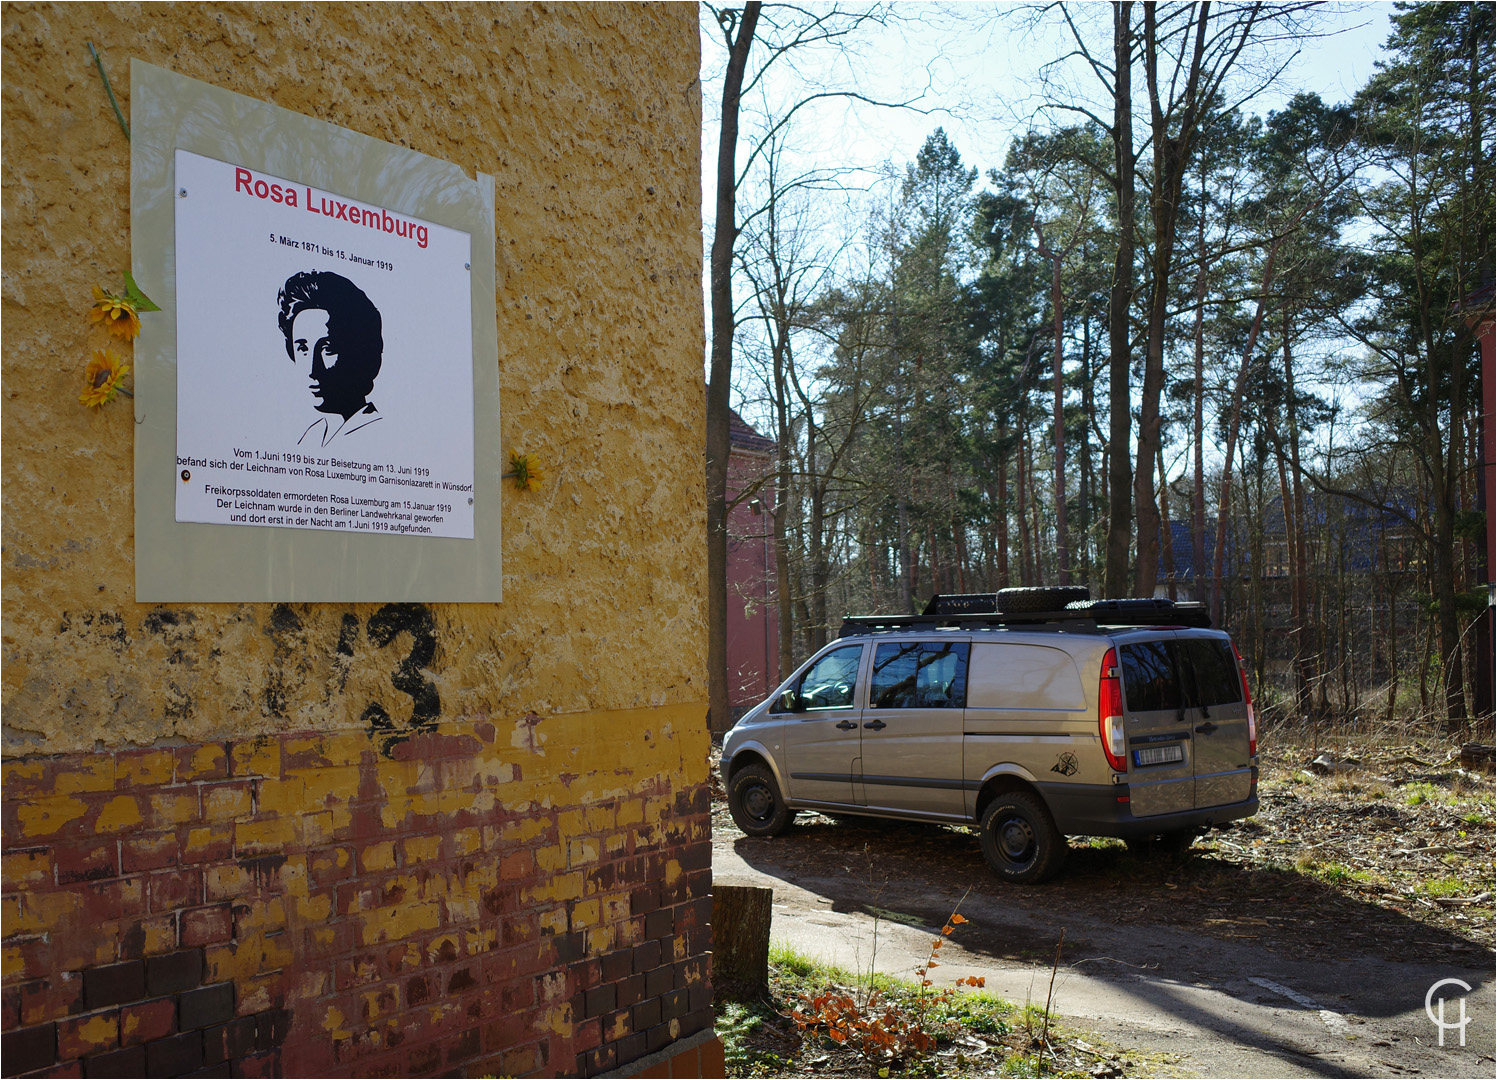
[173, 149, 475, 539]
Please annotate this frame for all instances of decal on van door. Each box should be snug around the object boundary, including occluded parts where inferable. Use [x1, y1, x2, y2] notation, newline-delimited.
[1050, 752, 1079, 776]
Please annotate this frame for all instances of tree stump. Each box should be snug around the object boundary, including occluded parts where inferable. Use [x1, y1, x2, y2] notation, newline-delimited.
[712, 885, 773, 1000]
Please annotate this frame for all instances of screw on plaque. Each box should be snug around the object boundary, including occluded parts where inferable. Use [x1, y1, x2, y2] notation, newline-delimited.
[464, 262, 471, 270]
[179, 188, 188, 197]
[181, 470, 190, 482]
[468, 497, 474, 505]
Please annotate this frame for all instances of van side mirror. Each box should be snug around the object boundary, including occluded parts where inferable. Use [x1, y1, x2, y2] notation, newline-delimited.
[777, 689, 801, 713]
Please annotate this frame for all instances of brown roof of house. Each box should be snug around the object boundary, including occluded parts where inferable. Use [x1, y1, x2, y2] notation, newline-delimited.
[728, 409, 776, 455]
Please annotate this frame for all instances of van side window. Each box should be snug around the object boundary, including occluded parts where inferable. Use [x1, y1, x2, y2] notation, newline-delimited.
[870, 642, 970, 709]
[1180, 640, 1242, 707]
[1120, 641, 1183, 712]
[797, 645, 863, 710]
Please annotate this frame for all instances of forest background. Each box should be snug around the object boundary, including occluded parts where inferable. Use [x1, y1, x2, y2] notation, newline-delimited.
[699, 2, 1495, 734]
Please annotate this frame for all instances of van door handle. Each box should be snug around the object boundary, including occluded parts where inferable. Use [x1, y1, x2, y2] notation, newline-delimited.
[863, 719, 887, 731]
[836, 720, 857, 731]
[1195, 721, 1218, 734]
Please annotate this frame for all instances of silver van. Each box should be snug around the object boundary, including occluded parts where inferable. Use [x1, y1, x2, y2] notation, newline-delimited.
[720, 591, 1259, 883]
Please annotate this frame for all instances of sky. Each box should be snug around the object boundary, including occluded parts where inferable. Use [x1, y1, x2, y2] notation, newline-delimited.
[700, 2, 1403, 453]
[702, 2, 1396, 217]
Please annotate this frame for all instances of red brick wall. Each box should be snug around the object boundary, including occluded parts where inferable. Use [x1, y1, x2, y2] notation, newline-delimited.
[1, 724, 714, 1077]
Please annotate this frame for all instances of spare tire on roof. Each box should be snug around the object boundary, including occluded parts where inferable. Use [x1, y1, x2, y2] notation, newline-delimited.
[994, 586, 1091, 613]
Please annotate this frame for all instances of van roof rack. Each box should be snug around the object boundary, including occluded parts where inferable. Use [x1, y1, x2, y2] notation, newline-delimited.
[837, 596, 1213, 637]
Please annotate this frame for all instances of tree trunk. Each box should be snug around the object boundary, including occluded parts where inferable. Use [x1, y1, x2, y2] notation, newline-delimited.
[707, 3, 761, 733]
[1104, 0, 1137, 599]
[1211, 238, 1283, 627]
[1036, 224, 1070, 585]
[713, 885, 773, 1000]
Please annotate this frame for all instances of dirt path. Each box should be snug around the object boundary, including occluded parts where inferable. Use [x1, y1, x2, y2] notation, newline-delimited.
[712, 758, 1496, 1080]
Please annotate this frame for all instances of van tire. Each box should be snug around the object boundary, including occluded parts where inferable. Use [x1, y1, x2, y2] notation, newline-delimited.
[728, 764, 794, 837]
[996, 587, 1090, 613]
[979, 793, 1067, 884]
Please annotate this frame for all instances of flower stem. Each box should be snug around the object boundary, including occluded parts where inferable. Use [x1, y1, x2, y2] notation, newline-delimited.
[87, 41, 130, 142]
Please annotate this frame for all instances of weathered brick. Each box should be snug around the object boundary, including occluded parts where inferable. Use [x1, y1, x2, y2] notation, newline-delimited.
[175, 744, 230, 783]
[120, 832, 179, 874]
[579, 1043, 616, 1077]
[3, 847, 54, 890]
[499, 1041, 542, 1078]
[644, 966, 673, 1000]
[145, 950, 203, 997]
[200, 782, 254, 824]
[632, 939, 661, 974]
[230, 1048, 281, 1077]
[232, 817, 298, 856]
[57, 1010, 119, 1059]
[185, 1063, 231, 1079]
[77, 877, 147, 923]
[179, 905, 233, 948]
[680, 1006, 713, 1038]
[480, 944, 550, 986]
[84, 1043, 146, 1077]
[600, 949, 632, 985]
[2, 1021, 56, 1074]
[661, 987, 688, 1022]
[181, 825, 235, 864]
[632, 996, 662, 1031]
[82, 962, 145, 1010]
[615, 1031, 647, 1067]
[630, 883, 660, 917]
[180, 983, 234, 1032]
[644, 1020, 672, 1054]
[254, 1009, 290, 1052]
[146, 1029, 203, 1076]
[148, 868, 202, 913]
[203, 1015, 256, 1064]
[446, 966, 477, 994]
[643, 909, 672, 941]
[53, 840, 119, 884]
[616, 973, 646, 1009]
[442, 1027, 481, 1066]
[115, 750, 175, 789]
[227, 739, 279, 780]
[405, 1040, 442, 1074]
[406, 974, 435, 1008]
[121, 996, 177, 1046]
[113, 914, 179, 960]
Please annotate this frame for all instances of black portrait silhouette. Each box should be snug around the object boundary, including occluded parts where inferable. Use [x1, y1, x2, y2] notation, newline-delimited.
[277, 270, 384, 446]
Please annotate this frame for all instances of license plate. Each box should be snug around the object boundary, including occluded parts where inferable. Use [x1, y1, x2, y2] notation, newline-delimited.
[1134, 744, 1184, 766]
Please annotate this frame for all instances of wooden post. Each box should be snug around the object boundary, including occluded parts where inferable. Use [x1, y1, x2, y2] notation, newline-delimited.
[712, 885, 773, 999]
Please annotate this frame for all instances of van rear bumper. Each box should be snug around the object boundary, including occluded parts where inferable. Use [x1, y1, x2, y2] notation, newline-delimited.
[1037, 773, 1258, 837]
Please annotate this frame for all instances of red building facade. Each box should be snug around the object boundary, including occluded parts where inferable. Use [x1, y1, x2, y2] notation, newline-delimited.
[725, 412, 780, 719]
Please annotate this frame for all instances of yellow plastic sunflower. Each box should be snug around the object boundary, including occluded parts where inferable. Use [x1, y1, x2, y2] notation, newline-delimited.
[508, 450, 544, 492]
[89, 284, 141, 341]
[80, 349, 132, 407]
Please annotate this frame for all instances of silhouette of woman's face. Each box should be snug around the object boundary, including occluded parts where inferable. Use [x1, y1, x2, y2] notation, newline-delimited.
[290, 308, 363, 417]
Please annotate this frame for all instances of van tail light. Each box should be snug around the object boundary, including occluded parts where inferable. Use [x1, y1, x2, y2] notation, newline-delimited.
[1099, 648, 1127, 772]
[1233, 644, 1257, 755]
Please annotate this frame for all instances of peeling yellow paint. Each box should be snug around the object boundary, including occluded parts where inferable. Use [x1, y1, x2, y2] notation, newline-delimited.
[16, 797, 88, 837]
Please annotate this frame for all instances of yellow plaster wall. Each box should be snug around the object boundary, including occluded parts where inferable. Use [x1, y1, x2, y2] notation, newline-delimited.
[1, 2, 706, 754]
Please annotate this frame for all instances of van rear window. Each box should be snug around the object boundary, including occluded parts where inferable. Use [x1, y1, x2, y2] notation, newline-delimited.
[1121, 639, 1242, 713]
[1120, 642, 1182, 712]
[1180, 639, 1242, 708]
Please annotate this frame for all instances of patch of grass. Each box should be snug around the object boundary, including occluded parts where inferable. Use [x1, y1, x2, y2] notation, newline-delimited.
[1402, 781, 1455, 807]
[719, 1001, 787, 1078]
[1413, 875, 1466, 898]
